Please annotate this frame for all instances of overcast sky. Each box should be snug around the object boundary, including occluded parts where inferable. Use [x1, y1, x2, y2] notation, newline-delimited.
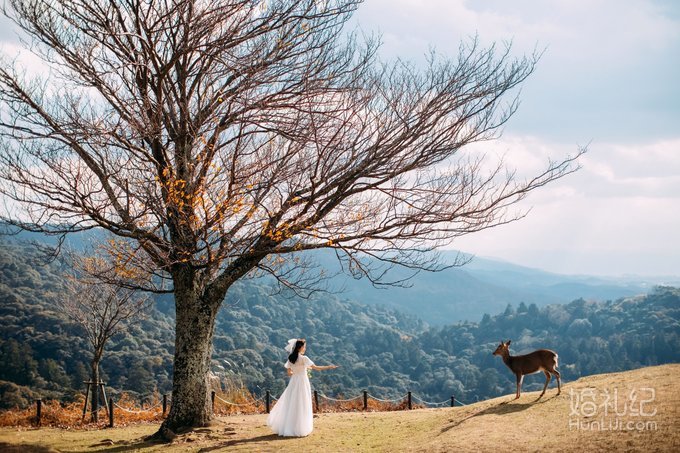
[353, 0, 680, 277]
[0, 1, 678, 278]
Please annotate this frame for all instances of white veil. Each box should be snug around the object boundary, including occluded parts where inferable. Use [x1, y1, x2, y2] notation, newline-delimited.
[284, 338, 298, 353]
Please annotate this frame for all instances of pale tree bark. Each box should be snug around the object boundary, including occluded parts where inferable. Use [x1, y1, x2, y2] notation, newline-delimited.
[90, 352, 102, 423]
[165, 266, 218, 428]
[0, 0, 583, 435]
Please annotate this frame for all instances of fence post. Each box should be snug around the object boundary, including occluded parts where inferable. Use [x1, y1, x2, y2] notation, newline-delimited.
[265, 390, 271, 414]
[407, 391, 412, 410]
[314, 390, 319, 413]
[363, 390, 368, 411]
[451, 395, 455, 407]
[108, 398, 114, 428]
[81, 382, 90, 421]
[162, 394, 168, 416]
[100, 382, 109, 418]
[36, 398, 42, 427]
[211, 391, 216, 414]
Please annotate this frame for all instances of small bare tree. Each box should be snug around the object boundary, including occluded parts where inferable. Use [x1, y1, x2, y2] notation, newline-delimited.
[0, 0, 582, 434]
[61, 254, 150, 422]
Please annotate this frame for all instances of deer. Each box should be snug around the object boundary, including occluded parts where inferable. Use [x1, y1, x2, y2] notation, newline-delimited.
[493, 340, 561, 400]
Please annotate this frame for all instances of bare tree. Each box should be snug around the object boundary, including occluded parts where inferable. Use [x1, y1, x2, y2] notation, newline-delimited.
[0, 0, 582, 434]
[61, 253, 150, 422]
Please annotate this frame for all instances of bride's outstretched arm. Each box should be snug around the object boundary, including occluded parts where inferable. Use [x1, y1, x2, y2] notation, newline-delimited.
[310, 365, 339, 371]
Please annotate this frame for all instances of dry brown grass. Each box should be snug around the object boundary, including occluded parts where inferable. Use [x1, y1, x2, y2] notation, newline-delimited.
[0, 364, 678, 452]
[0, 393, 166, 429]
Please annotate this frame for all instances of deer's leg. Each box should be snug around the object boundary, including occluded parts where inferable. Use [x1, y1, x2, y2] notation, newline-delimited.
[553, 369, 561, 394]
[515, 374, 523, 399]
[540, 371, 551, 397]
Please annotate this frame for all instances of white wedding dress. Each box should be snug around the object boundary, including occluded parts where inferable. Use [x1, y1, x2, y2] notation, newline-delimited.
[267, 354, 315, 437]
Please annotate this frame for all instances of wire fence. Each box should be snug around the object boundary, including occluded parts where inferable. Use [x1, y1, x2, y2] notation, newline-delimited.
[317, 392, 363, 403]
[113, 400, 163, 414]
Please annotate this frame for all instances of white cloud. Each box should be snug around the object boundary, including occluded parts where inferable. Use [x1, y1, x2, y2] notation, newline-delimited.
[352, 0, 680, 276]
[356, 0, 679, 62]
[451, 135, 680, 276]
[355, 0, 680, 142]
[0, 42, 47, 75]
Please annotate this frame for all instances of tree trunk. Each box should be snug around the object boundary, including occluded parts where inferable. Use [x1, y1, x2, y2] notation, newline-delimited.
[158, 281, 219, 434]
[90, 361, 99, 423]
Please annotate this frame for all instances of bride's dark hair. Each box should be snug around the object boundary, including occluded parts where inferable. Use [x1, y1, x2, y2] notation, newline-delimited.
[288, 339, 306, 364]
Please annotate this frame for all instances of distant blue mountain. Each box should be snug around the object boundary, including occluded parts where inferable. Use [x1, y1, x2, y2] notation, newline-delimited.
[312, 250, 675, 324]
[3, 225, 676, 325]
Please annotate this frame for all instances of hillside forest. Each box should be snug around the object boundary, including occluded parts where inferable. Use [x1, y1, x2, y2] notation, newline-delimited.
[1, 240, 678, 409]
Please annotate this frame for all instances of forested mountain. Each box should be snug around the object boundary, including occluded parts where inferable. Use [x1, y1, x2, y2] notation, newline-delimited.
[1, 240, 678, 410]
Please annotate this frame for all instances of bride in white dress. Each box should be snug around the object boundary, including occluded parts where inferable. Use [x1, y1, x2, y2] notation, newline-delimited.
[267, 338, 338, 437]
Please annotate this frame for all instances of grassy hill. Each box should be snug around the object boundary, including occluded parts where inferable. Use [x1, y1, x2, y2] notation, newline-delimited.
[1, 364, 678, 452]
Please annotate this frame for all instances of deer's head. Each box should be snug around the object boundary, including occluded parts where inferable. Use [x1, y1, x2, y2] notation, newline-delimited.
[493, 340, 511, 356]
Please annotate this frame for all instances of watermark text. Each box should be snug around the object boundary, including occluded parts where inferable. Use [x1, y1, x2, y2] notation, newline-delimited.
[568, 387, 658, 431]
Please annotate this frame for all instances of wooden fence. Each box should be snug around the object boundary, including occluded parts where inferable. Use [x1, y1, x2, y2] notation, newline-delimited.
[31, 389, 467, 427]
